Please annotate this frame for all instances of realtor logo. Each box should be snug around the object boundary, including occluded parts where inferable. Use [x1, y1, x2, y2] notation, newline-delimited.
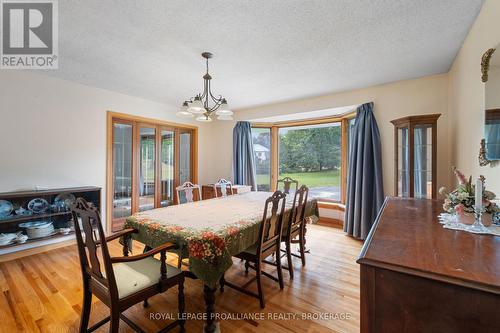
[1, 0, 58, 69]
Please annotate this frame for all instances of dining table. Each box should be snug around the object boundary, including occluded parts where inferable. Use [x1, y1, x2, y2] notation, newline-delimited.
[125, 191, 318, 333]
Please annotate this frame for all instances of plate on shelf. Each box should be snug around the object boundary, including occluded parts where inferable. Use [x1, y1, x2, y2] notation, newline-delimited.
[27, 198, 49, 214]
[19, 221, 54, 239]
[0, 233, 18, 246]
[0, 200, 13, 219]
[54, 193, 76, 210]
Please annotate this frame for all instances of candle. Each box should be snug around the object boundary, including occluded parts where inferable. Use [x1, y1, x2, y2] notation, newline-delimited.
[475, 178, 483, 211]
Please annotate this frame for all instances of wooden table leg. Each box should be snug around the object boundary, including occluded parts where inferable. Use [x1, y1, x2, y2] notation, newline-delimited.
[203, 284, 217, 333]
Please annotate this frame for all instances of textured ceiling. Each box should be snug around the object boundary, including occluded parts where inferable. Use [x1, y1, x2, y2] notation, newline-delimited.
[43, 0, 483, 109]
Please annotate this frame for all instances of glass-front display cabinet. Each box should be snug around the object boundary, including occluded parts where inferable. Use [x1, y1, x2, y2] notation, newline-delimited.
[391, 114, 441, 199]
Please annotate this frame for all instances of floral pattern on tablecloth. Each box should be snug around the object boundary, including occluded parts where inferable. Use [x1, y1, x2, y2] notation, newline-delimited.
[125, 192, 318, 288]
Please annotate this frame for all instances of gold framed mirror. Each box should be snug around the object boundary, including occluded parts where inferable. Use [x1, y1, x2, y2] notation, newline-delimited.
[480, 45, 500, 166]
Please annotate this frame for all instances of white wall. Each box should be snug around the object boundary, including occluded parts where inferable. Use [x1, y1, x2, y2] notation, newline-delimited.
[448, 0, 500, 194]
[209, 74, 452, 196]
[485, 66, 500, 109]
[0, 71, 213, 227]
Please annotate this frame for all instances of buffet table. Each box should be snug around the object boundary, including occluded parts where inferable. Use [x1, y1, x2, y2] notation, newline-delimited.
[357, 197, 500, 333]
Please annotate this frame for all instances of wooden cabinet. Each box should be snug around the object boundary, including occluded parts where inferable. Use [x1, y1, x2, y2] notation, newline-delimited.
[391, 114, 440, 199]
[0, 187, 101, 257]
[202, 185, 252, 200]
[358, 198, 500, 333]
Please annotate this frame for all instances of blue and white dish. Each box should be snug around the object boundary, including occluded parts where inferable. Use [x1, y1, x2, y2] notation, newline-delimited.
[27, 198, 49, 214]
[0, 200, 13, 219]
[15, 207, 33, 216]
[54, 193, 76, 210]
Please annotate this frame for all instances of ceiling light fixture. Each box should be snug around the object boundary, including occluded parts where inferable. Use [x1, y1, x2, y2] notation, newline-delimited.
[177, 52, 233, 122]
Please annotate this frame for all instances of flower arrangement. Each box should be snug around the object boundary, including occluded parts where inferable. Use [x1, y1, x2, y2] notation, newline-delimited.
[439, 167, 499, 215]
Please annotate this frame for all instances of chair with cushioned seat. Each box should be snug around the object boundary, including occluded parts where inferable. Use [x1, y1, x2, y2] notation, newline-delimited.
[220, 191, 286, 308]
[70, 198, 185, 333]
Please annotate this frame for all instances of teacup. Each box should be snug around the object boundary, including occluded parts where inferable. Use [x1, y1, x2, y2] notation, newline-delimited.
[16, 234, 28, 243]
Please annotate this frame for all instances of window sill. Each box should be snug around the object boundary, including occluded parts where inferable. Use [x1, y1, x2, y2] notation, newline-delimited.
[317, 200, 346, 211]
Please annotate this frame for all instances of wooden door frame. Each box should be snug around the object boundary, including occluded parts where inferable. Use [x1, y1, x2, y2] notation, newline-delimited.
[106, 111, 198, 233]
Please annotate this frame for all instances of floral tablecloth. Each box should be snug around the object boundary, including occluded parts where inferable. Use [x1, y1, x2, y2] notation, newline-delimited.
[125, 191, 318, 288]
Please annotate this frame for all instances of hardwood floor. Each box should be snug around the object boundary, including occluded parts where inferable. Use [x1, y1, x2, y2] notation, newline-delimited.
[0, 225, 362, 333]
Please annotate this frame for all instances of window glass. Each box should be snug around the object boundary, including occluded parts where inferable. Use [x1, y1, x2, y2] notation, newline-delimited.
[160, 130, 175, 207]
[251, 128, 271, 191]
[139, 127, 156, 212]
[278, 123, 341, 201]
[179, 132, 191, 184]
[414, 125, 433, 198]
[398, 127, 410, 197]
[113, 123, 133, 219]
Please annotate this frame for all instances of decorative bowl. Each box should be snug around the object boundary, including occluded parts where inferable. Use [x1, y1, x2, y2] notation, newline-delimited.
[27, 198, 49, 214]
[0, 200, 13, 218]
[19, 221, 54, 239]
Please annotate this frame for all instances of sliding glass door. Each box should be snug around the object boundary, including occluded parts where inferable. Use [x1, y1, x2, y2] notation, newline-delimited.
[179, 131, 192, 184]
[109, 116, 196, 231]
[139, 127, 156, 212]
[160, 129, 175, 207]
[112, 122, 133, 221]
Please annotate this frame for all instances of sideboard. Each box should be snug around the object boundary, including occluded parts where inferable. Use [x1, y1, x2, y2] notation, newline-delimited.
[357, 197, 500, 332]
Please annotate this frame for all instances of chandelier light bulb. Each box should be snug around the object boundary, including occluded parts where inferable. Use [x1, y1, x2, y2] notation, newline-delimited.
[215, 99, 233, 116]
[188, 96, 205, 114]
[196, 114, 213, 122]
[176, 101, 194, 118]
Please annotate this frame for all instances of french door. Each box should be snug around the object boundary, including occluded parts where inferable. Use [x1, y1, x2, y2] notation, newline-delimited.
[109, 114, 196, 231]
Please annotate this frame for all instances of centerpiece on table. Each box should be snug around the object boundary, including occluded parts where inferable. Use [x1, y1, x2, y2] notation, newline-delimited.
[439, 167, 499, 227]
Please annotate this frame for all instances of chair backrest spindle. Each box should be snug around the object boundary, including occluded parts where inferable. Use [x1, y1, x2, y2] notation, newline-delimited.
[277, 177, 299, 194]
[288, 185, 309, 236]
[70, 198, 117, 296]
[214, 178, 233, 198]
[259, 191, 287, 255]
[176, 182, 202, 204]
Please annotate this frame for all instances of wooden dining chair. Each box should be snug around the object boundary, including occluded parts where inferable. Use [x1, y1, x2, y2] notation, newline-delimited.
[176, 181, 202, 204]
[70, 198, 185, 333]
[282, 184, 309, 278]
[213, 178, 233, 198]
[276, 176, 299, 194]
[220, 191, 287, 308]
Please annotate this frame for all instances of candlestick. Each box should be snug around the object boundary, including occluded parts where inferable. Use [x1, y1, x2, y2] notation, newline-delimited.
[475, 178, 483, 211]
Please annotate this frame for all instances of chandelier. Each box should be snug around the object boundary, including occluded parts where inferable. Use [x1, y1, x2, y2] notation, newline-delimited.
[177, 52, 233, 122]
